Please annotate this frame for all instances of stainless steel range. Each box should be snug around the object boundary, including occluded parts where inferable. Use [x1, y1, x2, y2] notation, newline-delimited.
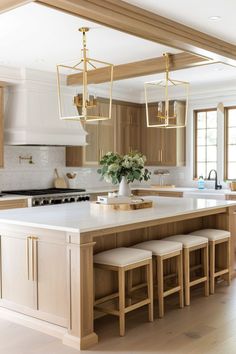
[3, 188, 90, 207]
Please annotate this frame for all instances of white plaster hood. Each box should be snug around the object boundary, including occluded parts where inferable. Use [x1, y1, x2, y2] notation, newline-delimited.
[4, 68, 87, 146]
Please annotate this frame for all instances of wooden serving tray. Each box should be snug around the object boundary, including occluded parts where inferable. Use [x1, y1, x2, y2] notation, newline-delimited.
[91, 199, 153, 211]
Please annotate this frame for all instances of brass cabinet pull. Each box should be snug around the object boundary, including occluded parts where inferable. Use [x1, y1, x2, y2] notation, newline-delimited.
[160, 149, 163, 162]
[26, 236, 38, 282]
[32, 237, 38, 282]
[26, 236, 31, 281]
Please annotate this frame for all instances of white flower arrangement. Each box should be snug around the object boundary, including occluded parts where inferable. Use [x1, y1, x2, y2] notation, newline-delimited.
[97, 151, 151, 184]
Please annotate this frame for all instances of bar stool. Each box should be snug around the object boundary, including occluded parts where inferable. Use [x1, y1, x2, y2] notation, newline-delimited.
[164, 235, 209, 306]
[133, 240, 184, 318]
[94, 247, 153, 336]
[189, 229, 231, 294]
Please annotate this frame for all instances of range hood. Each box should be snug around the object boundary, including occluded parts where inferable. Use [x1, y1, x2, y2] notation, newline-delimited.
[4, 73, 87, 146]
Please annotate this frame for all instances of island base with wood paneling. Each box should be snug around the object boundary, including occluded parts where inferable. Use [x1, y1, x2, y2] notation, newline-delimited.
[0, 197, 235, 350]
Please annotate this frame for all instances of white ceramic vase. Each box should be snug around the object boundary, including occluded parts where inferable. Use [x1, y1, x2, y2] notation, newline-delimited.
[118, 176, 131, 197]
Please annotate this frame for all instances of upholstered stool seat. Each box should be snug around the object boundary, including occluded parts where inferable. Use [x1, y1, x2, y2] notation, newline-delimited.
[189, 229, 231, 294]
[163, 234, 209, 306]
[190, 229, 230, 241]
[164, 234, 208, 248]
[94, 247, 153, 336]
[94, 247, 152, 267]
[133, 240, 182, 255]
[133, 240, 184, 317]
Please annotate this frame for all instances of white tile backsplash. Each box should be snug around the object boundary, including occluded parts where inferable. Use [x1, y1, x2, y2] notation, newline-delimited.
[0, 146, 187, 191]
[0, 146, 217, 191]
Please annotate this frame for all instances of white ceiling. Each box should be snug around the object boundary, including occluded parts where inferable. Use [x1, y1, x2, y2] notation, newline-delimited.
[0, 1, 236, 100]
[125, 0, 236, 45]
[0, 2, 177, 71]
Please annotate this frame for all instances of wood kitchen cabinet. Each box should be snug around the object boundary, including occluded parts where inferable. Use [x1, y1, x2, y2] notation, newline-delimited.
[1, 235, 37, 309]
[116, 102, 141, 155]
[0, 231, 67, 326]
[133, 189, 183, 197]
[141, 101, 186, 166]
[66, 98, 186, 167]
[66, 100, 116, 166]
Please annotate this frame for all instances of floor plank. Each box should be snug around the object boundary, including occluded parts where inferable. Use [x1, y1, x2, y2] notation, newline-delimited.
[0, 280, 236, 353]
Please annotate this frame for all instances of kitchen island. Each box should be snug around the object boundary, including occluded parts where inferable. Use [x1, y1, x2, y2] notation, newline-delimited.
[0, 196, 235, 350]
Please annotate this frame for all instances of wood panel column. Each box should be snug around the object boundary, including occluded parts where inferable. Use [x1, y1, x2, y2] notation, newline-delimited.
[63, 232, 98, 350]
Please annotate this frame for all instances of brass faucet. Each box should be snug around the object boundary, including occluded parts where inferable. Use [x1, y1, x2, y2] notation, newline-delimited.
[19, 155, 34, 164]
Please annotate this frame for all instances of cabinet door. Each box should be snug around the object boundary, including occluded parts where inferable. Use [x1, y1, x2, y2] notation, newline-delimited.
[84, 122, 99, 165]
[1, 235, 37, 309]
[37, 239, 67, 322]
[141, 106, 163, 165]
[116, 104, 130, 155]
[128, 106, 141, 152]
[99, 102, 116, 158]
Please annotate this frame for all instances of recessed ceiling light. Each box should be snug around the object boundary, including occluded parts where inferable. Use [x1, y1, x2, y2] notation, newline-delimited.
[208, 15, 221, 21]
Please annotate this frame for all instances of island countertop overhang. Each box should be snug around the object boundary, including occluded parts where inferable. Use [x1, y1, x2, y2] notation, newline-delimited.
[0, 196, 235, 234]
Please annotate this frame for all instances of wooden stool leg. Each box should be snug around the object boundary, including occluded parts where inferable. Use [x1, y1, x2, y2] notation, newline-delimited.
[118, 268, 126, 336]
[127, 270, 133, 306]
[209, 241, 215, 294]
[227, 239, 231, 286]
[157, 256, 164, 318]
[177, 251, 184, 308]
[147, 259, 154, 322]
[203, 245, 209, 297]
[184, 249, 190, 306]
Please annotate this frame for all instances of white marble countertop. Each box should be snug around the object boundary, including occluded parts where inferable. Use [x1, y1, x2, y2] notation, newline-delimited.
[0, 196, 234, 233]
[86, 185, 236, 195]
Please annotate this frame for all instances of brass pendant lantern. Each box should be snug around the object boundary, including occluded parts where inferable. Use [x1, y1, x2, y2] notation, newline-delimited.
[57, 27, 114, 121]
[144, 53, 189, 128]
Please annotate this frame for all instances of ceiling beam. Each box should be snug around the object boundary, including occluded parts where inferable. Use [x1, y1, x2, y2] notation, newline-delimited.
[37, 0, 236, 65]
[0, 0, 33, 14]
[67, 52, 212, 86]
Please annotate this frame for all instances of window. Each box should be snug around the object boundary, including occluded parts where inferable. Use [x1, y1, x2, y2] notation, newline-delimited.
[194, 109, 217, 179]
[225, 106, 236, 180]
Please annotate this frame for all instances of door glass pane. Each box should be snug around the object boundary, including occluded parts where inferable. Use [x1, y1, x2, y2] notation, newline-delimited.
[206, 163, 217, 177]
[197, 112, 206, 129]
[206, 129, 217, 145]
[228, 109, 236, 127]
[228, 163, 236, 180]
[207, 112, 217, 128]
[228, 128, 236, 145]
[207, 146, 217, 162]
[197, 129, 206, 145]
[197, 146, 206, 162]
[228, 145, 236, 162]
[197, 163, 206, 177]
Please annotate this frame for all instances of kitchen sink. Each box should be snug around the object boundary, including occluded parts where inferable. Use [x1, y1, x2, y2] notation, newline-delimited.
[183, 189, 227, 200]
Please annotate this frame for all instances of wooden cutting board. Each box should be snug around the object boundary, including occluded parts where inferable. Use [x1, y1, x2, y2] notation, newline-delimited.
[54, 168, 67, 188]
[91, 200, 153, 211]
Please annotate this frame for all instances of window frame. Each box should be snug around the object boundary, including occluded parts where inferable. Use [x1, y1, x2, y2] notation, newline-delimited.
[193, 107, 218, 179]
[224, 105, 236, 180]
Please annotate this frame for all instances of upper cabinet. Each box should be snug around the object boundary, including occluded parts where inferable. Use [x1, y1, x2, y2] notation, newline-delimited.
[116, 102, 141, 155]
[140, 101, 186, 166]
[66, 99, 186, 167]
[66, 100, 116, 166]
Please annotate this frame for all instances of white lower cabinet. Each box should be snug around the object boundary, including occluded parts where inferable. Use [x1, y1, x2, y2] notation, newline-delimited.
[0, 232, 67, 326]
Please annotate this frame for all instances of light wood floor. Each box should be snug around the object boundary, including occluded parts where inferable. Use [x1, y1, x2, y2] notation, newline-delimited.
[1, 280, 236, 354]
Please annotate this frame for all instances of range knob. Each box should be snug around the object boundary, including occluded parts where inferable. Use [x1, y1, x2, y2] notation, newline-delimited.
[33, 199, 40, 206]
[85, 195, 90, 201]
